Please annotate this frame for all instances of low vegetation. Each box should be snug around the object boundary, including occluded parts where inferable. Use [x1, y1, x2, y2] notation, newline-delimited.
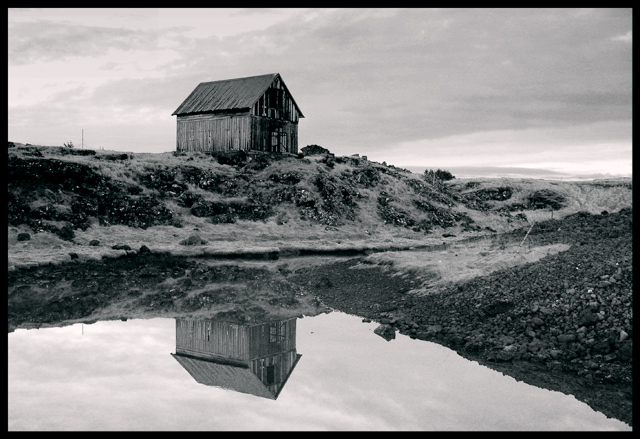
[7, 141, 633, 426]
[7, 142, 632, 269]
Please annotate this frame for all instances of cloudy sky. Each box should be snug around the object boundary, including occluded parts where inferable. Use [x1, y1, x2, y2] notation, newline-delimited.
[9, 314, 630, 430]
[8, 8, 632, 178]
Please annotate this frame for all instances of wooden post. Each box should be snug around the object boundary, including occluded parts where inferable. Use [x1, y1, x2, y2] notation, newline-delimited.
[517, 221, 536, 255]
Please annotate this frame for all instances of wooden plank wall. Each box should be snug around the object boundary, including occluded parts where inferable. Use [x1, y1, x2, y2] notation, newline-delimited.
[249, 350, 300, 396]
[177, 114, 298, 154]
[176, 114, 252, 153]
[175, 319, 249, 362]
[250, 117, 298, 154]
[175, 318, 297, 363]
[247, 319, 297, 359]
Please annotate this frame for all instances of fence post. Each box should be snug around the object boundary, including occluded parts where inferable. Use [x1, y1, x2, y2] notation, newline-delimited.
[517, 221, 536, 255]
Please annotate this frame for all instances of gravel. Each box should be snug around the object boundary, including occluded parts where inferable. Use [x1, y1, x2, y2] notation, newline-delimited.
[291, 207, 633, 426]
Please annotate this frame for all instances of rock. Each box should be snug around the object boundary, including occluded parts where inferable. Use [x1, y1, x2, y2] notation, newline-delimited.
[58, 224, 75, 241]
[619, 330, 629, 342]
[17, 233, 31, 241]
[527, 342, 540, 353]
[89, 239, 100, 246]
[426, 325, 442, 335]
[139, 245, 151, 254]
[557, 334, 576, 343]
[499, 335, 515, 345]
[616, 341, 632, 362]
[448, 335, 465, 346]
[530, 317, 544, 327]
[464, 340, 484, 353]
[577, 310, 599, 327]
[374, 324, 396, 341]
[549, 349, 563, 359]
[496, 350, 515, 362]
[584, 360, 599, 370]
[112, 244, 132, 251]
[69, 252, 79, 260]
[179, 234, 207, 246]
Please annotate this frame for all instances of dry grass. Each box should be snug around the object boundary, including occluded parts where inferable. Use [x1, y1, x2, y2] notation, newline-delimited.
[357, 238, 571, 295]
[7, 143, 632, 269]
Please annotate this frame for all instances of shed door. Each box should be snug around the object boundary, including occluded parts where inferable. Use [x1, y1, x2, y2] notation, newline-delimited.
[270, 127, 283, 152]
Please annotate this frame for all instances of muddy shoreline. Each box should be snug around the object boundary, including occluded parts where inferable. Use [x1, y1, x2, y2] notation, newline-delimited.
[7, 208, 633, 427]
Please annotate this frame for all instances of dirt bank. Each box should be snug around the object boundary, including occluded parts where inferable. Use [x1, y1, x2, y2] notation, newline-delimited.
[7, 206, 632, 426]
[287, 208, 633, 427]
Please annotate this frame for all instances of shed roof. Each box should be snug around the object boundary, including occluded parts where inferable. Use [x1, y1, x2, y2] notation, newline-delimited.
[171, 353, 277, 399]
[172, 73, 304, 117]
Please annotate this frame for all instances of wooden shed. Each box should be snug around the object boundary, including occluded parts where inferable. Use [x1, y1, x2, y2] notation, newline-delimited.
[171, 317, 301, 400]
[172, 73, 304, 154]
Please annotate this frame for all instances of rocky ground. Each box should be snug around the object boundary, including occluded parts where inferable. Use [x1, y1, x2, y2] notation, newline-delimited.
[7, 205, 632, 426]
[288, 207, 633, 427]
[7, 253, 331, 332]
[7, 143, 633, 427]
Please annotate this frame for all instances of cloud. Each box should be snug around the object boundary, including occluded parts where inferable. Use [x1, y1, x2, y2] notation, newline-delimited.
[7, 8, 633, 175]
[8, 20, 163, 65]
[611, 30, 632, 42]
[380, 120, 632, 173]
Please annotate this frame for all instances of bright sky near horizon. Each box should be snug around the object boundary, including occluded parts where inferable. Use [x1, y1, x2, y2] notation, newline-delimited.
[8, 8, 632, 178]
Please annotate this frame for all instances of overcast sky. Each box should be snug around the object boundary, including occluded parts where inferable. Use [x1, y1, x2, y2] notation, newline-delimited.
[8, 8, 632, 177]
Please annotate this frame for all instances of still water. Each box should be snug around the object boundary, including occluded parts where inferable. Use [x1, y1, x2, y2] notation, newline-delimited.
[8, 311, 630, 431]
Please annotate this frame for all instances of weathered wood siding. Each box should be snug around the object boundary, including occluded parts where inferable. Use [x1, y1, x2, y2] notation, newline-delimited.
[250, 351, 301, 397]
[176, 113, 298, 154]
[175, 319, 249, 362]
[176, 113, 252, 153]
[250, 117, 298, 154]
[175, 318, 297, 363]
[247, 319, 297, 359]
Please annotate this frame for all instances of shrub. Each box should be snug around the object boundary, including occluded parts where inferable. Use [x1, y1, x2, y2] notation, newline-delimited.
[527, 189, 566, 210]
[424, 169, 455, 182]
[301, 144, 330, 156]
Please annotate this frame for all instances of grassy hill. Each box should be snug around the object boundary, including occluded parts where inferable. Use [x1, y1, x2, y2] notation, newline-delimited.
[7, 142, 632, 269]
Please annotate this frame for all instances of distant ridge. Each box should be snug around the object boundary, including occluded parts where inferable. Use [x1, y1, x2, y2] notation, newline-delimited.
[404, 166, 632, 181]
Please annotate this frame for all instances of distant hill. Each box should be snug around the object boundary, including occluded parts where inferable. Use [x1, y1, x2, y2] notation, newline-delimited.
[404, 165, 632, 181]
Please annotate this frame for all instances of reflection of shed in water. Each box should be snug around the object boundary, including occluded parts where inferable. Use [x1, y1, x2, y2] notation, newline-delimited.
[171, 318, 301, 400]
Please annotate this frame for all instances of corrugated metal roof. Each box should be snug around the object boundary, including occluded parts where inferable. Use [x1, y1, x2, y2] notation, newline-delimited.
[171, 353, 276, 399]
[172, 73, 304, 117]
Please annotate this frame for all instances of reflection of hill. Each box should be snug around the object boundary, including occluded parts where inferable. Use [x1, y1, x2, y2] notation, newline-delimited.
[171, 318, 301, 400]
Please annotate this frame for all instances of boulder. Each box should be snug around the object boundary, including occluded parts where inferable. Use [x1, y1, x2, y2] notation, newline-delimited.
[496, 350, 515, 362]
[179, 235, 207, 246]
[557, 333, 576, 343]
[577, 310, 599, 327]
[530, 317, 544, 327]
[17, 233, 31, 241]
[616, 343, 633, 363]
[374, 324, 396, 341]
